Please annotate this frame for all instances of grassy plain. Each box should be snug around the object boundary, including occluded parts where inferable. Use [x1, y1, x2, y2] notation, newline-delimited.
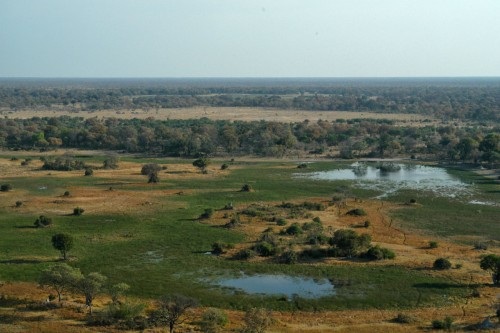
[0, 106, 435, 125]
[0, 152, 499, 332]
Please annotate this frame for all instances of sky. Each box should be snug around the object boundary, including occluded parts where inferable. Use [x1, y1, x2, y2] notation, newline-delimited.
[1, 0, 499, 78]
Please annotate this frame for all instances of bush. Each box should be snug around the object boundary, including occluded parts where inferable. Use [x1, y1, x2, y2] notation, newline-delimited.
[393, 313, 418, 324]
[223, 202, 233, 210]
[276, 218, 287, 226]
[279, 250, 298, 264]
[329, 229, 372, 257]
[63, 191, 70, 197]
[431, 316, 453, 330]
[363, 220, 371, 228]
[409, 198, 417, 204]
[200, 308, 228, 333]
[433, 258, 452, 270]
[240, 184, 253, 192]
[306, 233, 330, 245]
[364, 245, 395, 260]
[34, 215, 52, 228]
[0, 184, 12, 192]
[297, 163, 308, 169]
[220, 163, 229, 170]
[211, 242, 233, 255]
[200, 208, 214, 219]
[312, 216, 321, 223]
[429, 241, 439, 249]
[223, 217, 241, 229]
[284, 223, 303, 236]
[141, 163, 161, 176]
[253, 241, 276, 257]
[234, 249, 256, 260]
[73, 207, 84, 216]
[84, 168, 93, 176]
[15, 201, 23, 207]
[346, 208, 367, 216]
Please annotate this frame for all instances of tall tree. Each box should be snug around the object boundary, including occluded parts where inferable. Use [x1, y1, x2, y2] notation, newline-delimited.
[77, 272, 107, 314]
[51, 233, 74, 260]
[39, 264, 82, 302]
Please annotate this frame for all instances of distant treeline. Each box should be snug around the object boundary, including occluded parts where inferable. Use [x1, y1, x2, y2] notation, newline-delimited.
[0, 82, 499, 121]
[1, 117, 498, 163]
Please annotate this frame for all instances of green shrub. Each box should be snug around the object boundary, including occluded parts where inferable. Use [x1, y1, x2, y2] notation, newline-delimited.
[276, 218, 287, 226]
[297, 163, 308, 169]
[364, 245, 395, 260]
[393, 313, 418, 324]
[73, 207, 84, 216]
[346, 208, 367, 216]
[200, 308, 228, 333]
[429, 241, 439, 249]
[431, 316, 453, 330]
[284, 223, 303, 236]
[15, 201, 23, 207]
[253, 241, 276, 257]
[0, 184, 12, 192]
[240, 184, 253, 192]
[34, 215, 52, 228]
[220, 163, 229, 170]
[363, 220, 371, 228]
[433, 258, 452, 270]
[312, 216, 321, 223]
[279, 250, 298, 264]
[63, 191, 70, 197]
[200, 208, 214, 219]
[84, 168, 93, 176]
[234, 249, 256, 260]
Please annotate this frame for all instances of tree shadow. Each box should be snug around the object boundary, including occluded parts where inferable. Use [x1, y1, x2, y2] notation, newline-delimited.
[0, 258, 61, 264]
[14, 225, 37, 229]
[413, 282, 469, 289]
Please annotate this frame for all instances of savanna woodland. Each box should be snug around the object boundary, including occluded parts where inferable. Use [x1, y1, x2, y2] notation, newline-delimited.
[0, 78, 499, 332]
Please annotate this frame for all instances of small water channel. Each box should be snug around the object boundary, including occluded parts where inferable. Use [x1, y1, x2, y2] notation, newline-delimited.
[296, 162, 475, 200]
[212, 274, 335, 299]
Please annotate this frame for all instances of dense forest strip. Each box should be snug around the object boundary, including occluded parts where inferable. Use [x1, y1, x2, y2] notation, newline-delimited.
[0, 78, 499, 121]
[0, 117, 498, 162]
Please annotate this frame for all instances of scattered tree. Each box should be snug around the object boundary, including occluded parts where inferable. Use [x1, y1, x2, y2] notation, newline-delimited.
[241, 307, 274, 333]
[148, 171, 160, 183]
[76, 272, 107, 314]
[0, 184, 12, 192]
[200, 308, 228, 333]
[38, 264, 82, 302]
[34, 215, 52, 228]
[433, 258, 452, 270]
[141, 163, 162, 175]
[150, 294, 198, 333]
[480, 254, 500, 286]
[51, 233, 74, 260]
[109, 282, 130, 304]
[103, 155, 119, 169]
[193, 158, 210, 173]
[240, 184, 253, 192]
[73, 207, 84, 216]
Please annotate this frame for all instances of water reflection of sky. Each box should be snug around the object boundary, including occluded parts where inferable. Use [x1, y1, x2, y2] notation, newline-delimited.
[216, 274, 335, 299]
[297, 163, 472, 199]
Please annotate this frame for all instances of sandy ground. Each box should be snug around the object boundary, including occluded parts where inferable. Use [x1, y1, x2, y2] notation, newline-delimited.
[0, 107, 436, 125]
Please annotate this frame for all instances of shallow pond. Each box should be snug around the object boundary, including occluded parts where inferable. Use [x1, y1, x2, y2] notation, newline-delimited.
[297, 162, 474, 199]
[213, 274, 335, 299]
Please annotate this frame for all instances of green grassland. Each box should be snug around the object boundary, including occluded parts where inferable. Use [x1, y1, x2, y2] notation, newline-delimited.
[1, 158, 497, 310]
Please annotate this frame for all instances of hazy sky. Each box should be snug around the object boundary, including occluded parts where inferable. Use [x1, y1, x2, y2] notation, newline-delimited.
[1, 0, 499, 77]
